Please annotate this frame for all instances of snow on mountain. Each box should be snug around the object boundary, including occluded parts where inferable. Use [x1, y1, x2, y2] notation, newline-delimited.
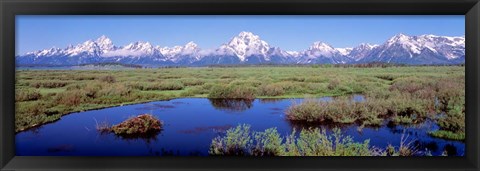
[217, 31, 271, 61]
[348, 43, 378, 61]
[335, 48, 353, 56]
[16, 32, 465, 66]
[286, 51, 301, 58]
[297, 42, 351, 64]
[359, 33, 465, 64]
[159, 41, 201, 63]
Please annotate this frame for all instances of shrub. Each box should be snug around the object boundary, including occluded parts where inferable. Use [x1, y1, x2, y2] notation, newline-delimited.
[305, 76, 328, 83]
[285, 98, 360, 124]
[126, 81, 184, 91]
[285, 100, 327, 122]
[229, 80, 263, 87]
[208, 85, 256, 99]
[210, 125, 377, 156]
[209, 124, 252, 155]
[98, 84, 132, 97]
[15, 89, 42, 102]
[428, 130, 465, 141]
[158, 81, 184, 90]
[252, 128, 285, 156]
[180, 79, 205, 86]
[55, 90, 88, 106]
[100, 75, 116, 83]
[111, 114, 163, 136]
[257, 84, 285, 96]
[389, 78, 424, 94]
[327, 79, 340, 90]
[436, 98, 465, 133]
[30, 81, 69, 88]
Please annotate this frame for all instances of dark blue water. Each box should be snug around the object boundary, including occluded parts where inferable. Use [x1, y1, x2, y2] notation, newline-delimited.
[15, 96, 464, 156]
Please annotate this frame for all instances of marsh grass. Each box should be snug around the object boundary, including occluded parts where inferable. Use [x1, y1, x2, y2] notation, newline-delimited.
[208, 85, 256, 99]
[111, 114, 163, 136]
[15, 88, 42, 102]
[15, 66, 464, 134]
[428, 130, 465, 141]
[94, 118, 111, 134]
[210, 124, 425, 156]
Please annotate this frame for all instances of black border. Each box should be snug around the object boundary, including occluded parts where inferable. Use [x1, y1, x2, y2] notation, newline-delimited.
[1, 0, 479, 170]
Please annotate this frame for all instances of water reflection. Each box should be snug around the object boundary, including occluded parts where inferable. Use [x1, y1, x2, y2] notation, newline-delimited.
[287, 120, 353, 131]
[47, 144, 75, 153]
[15, 96, 464, 156]
[135, 104, 176, 111]
[259, 98, 284, 104]
[444, 144, 458, 156]
[177, 124, 233, 134]
[208, 98, 254, 112]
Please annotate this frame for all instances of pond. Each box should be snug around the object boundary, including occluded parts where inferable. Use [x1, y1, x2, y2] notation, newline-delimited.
[15, 95, 465, 156]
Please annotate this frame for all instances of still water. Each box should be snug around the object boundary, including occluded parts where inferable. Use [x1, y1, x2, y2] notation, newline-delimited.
[16, 96, 465, 156]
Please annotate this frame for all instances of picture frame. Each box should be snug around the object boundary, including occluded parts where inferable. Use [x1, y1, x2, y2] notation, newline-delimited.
[1, 0, 479, 170]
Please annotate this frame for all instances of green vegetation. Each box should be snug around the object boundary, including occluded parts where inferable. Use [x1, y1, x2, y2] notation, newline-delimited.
[209, 124, 425, 156]
[284, 68, 465, 140]
[110, 114, 163, 136]
[16, 66, 464, 138]
[428, 130, 465, 141]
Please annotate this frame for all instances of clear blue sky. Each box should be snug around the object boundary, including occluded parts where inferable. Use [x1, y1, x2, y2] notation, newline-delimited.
[16, 15, 464, 55]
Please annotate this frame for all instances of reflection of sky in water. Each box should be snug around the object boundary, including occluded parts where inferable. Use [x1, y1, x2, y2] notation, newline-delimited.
[16, 95, 464, 156]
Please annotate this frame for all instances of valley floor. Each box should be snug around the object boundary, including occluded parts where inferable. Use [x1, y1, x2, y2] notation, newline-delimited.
[15, 66, 465, 141]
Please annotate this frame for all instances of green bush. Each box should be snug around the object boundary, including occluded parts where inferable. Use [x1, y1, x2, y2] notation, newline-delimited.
[428, 130, 465, 141]
[55, 90, 88, 106]
[252, 128, 285, 156]
[285, 98, 360, 124]
[257, 84, 285, 96]
[15, 89, 42, 102]
[208, 85, 256, 99]
[209, 124, 252, 155]
[111, 114, 163, 135]
[99, 75, 116, 83]
[30, 81, 69, 88]
[180, 78, 205, 86]
[210, 125, 378, 156]
[327, 79, 340, 90]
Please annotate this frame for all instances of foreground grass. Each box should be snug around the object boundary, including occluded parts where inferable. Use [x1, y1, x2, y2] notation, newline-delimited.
[209, 124, 428, 156]
[16, 66, 464, 134]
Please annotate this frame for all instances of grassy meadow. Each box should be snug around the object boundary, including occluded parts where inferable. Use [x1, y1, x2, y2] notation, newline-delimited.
[15, 66, 465, 143]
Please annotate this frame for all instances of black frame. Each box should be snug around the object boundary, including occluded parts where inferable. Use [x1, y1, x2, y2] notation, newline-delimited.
[1, 0, 479, 170]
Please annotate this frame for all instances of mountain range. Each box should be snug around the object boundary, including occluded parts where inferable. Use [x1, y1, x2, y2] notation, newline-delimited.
[16, 31, 465, 66]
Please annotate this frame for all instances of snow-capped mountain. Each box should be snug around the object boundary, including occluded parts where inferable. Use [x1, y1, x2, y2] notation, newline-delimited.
[358, 33, 465, 64]
[16, 32, 465, 66]
[219, 31, 270, 61]
[296, 42, 352, 64]
[335, 48, 353, 56]
[160, 41, 202, 64]
[194, 32, 293, 65]
[348, 43, 379, 61]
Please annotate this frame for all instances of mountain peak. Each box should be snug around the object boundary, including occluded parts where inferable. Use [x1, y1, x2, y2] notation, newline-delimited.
[17, 33, 465, 66]
[229, 31, 262, 45]
[222, 31, 271, 61]
[309, 42, 334, 51]
[95, 35, 114, 51]
[96, 35, 110, 41]
[184, 41, 198, 49]
[237, 31, 257, 38]
[391, 33, 410, 40]
[358, 43, 378, 49]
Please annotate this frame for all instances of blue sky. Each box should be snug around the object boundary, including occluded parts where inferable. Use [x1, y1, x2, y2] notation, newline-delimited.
[16, 15, 464, 55]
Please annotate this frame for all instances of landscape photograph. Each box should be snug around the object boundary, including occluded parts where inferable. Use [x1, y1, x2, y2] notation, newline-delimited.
[15, 15, 465, 156]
